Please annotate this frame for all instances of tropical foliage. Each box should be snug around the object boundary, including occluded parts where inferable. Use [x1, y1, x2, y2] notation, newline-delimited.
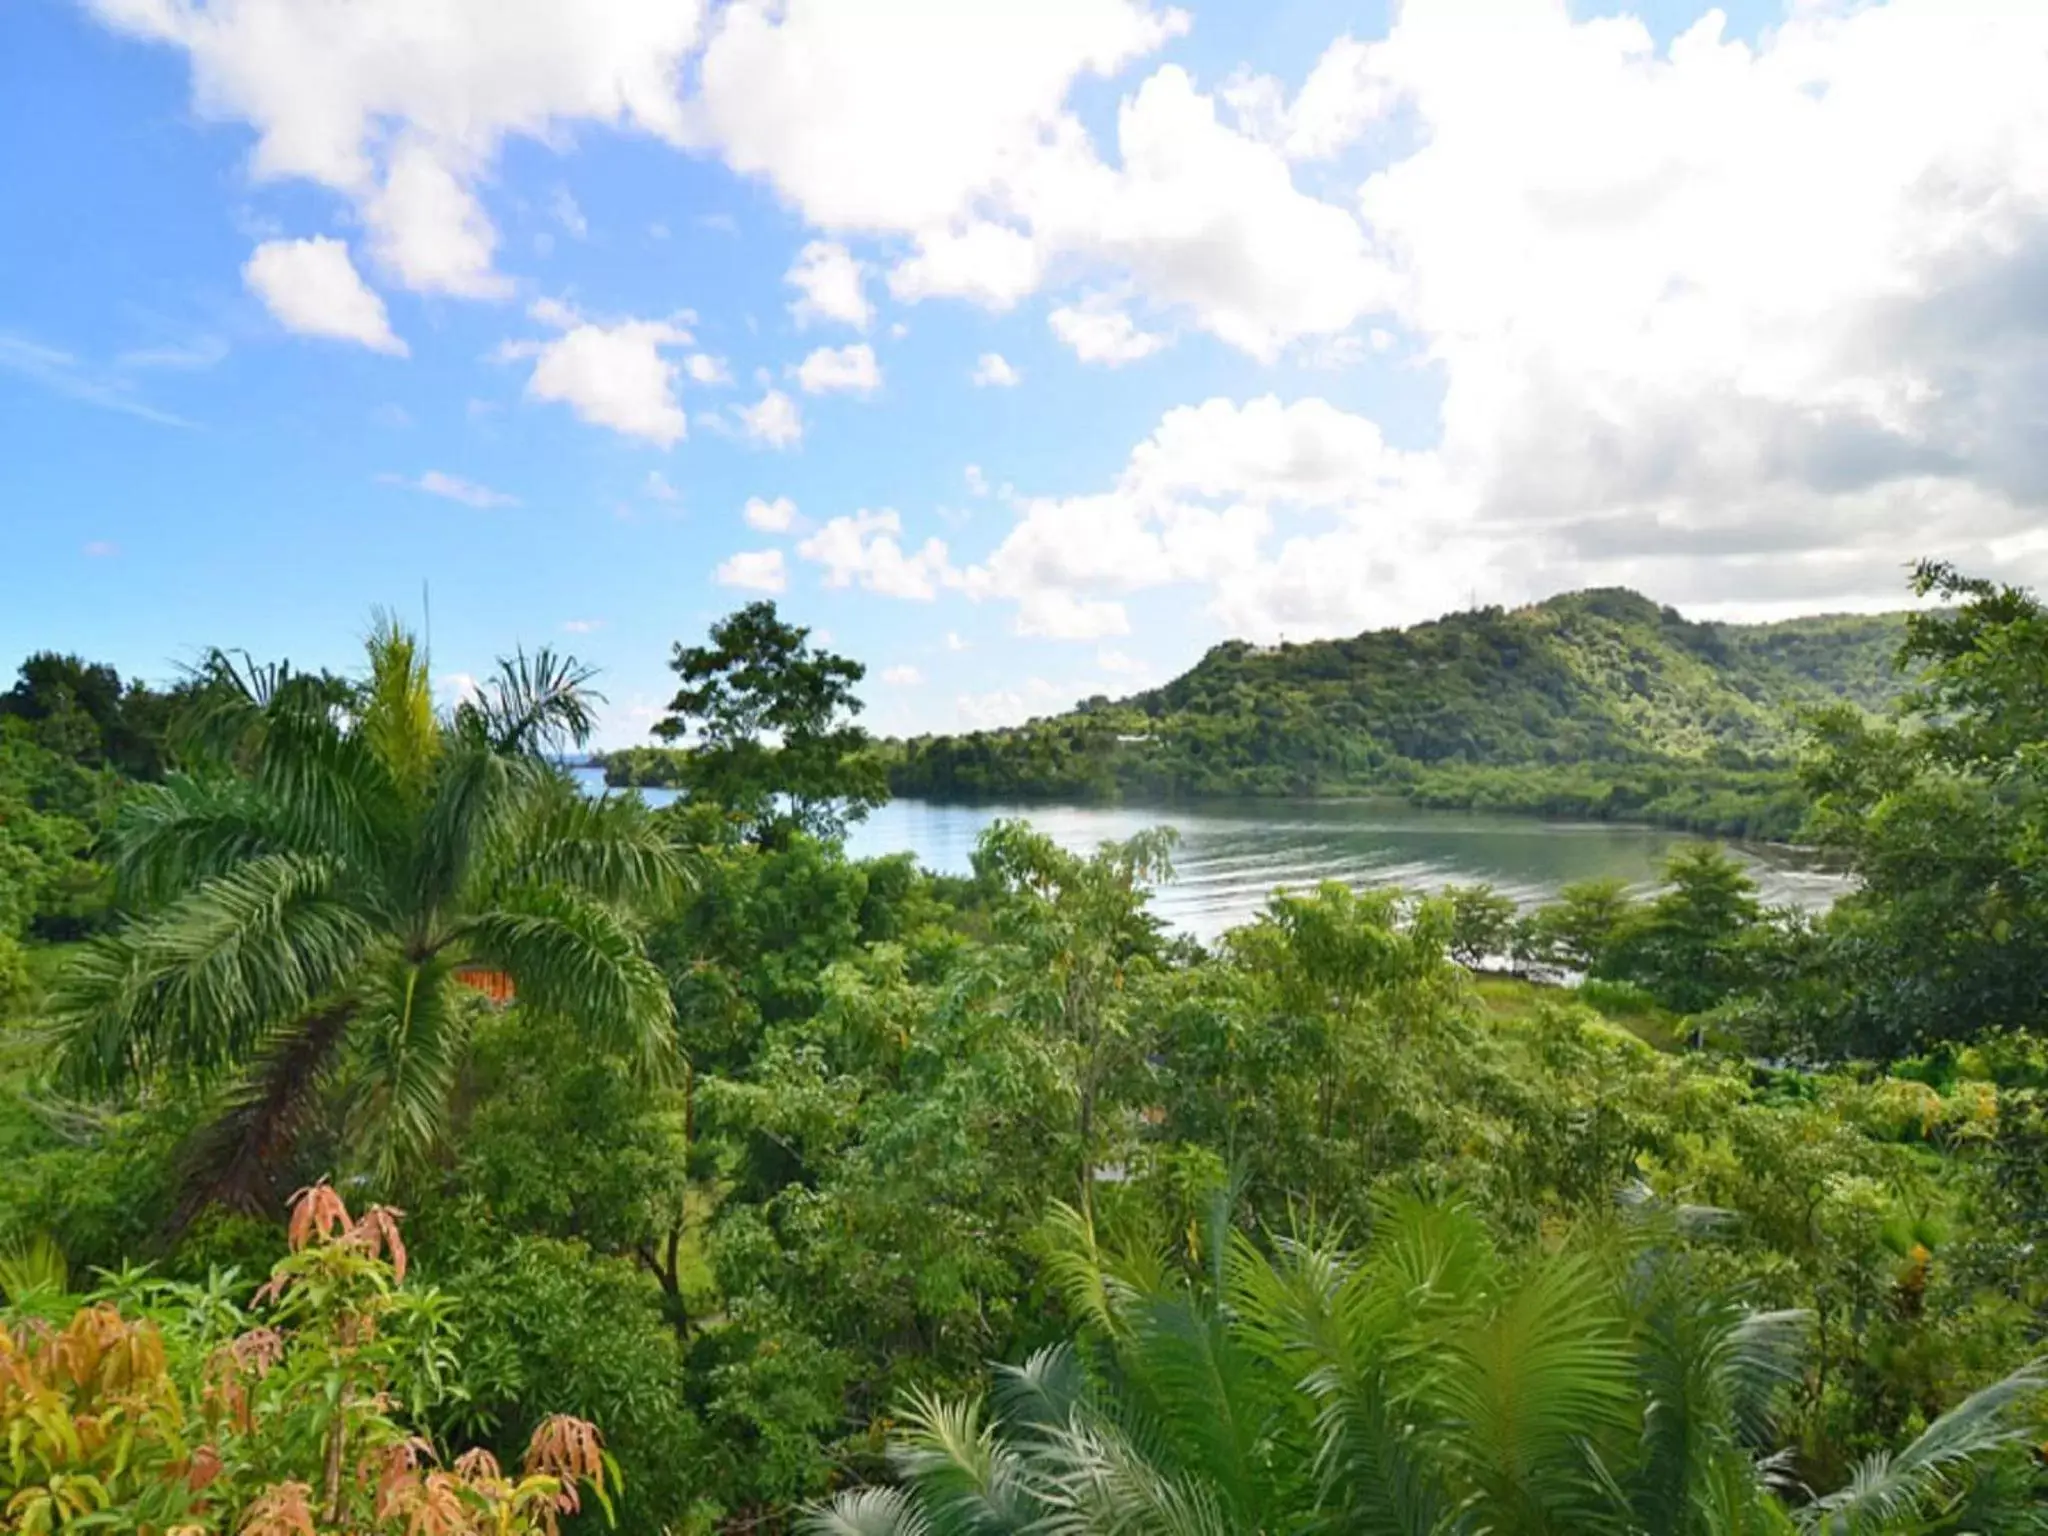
[45, 619, 679, 1209]
[1, 1182, 616, 1535]
[4, 565, 2048, 1534]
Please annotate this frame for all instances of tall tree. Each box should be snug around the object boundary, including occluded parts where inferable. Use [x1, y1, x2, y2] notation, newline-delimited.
[50, 617, 681, 1212]
[1791, 561, 2048, 1056]
[654, 601, 886, 845]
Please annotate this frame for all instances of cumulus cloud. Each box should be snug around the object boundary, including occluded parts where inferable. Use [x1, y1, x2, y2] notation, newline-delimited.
[744, 494, 798, 531]
[243, 237, 407, 354]
[880, 664, 923, 686]
[786, 240, 872, 329]
[510, 306, 691, 446]
[715, 547, 787, 592]
[379, 469, 520, 508]
[645, 470, 680, 502]
[685, 0, 1184, 232]
[890, 222, 1045, 308]
[795, 342, 882, 395]
[685, 352, 732, 385]
[1333, 0, 2048, 615]
[971, 352, 1021, 387]
[94, 0, 702, 299]
[738, 387, 803, 448]
[797, 509, 957, 600]
[1048, 300, 1165, 365]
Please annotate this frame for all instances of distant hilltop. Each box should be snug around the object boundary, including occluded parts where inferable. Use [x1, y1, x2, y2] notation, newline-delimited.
[876, 587, 1909, 839]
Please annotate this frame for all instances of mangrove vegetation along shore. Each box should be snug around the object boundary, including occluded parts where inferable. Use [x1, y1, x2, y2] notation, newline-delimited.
[6, 561, 2048, 1533]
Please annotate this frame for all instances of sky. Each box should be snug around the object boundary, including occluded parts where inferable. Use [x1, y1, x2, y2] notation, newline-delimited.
[3, 0, 2046, 747]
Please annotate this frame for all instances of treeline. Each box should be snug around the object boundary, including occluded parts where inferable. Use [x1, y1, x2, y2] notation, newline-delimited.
[6, 570, 2048, 1533]
[881, 589, 1906, 834]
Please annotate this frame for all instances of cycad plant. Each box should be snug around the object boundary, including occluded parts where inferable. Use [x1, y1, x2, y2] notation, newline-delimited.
[807, 1195, 2047, 1536]
[50, 617, 681, 1211]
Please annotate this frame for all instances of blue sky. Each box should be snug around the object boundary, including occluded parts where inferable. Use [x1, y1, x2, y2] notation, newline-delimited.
[4, 0, 2043, 746]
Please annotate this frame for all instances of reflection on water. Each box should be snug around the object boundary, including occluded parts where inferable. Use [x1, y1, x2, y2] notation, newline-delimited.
[571, 770, 1852, 944]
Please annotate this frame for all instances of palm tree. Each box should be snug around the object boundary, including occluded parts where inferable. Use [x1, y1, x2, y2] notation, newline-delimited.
[50, 616, 681, 1212]
[804, 1196, 2047, 1536]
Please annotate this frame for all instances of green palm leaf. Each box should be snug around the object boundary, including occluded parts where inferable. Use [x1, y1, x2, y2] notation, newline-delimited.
[1798, 1358, 2048, 1534]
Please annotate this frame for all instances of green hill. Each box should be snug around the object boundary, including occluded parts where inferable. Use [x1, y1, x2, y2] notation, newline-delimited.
[882, 589, 1909, 838]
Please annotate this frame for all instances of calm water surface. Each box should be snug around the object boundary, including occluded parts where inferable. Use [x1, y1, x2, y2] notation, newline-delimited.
[574, 769, 1851, 944]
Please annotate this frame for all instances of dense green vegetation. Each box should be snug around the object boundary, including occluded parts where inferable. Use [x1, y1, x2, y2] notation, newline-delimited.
[874, 589, 1907, 838]
[7, 564, 2048, 1533]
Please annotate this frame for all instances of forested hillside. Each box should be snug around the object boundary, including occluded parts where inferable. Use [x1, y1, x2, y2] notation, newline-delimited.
[880, 588, 1908, 836]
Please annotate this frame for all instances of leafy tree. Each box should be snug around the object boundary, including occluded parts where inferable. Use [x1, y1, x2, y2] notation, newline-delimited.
[1514, 876, 1637, 973]
[1, 651, 182, 781]
[49, 618, 680, 1211]
[1600, 844, 1763, 1014]
[654, 601, 886, 844]
[1789, 561, 2048, 1056]
[972, 822, 1176, 1214]
[1443, 880, 1518, 968]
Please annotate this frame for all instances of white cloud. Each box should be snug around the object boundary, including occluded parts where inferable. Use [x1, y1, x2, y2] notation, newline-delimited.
[961, 394, 1423, 639]
[964, 464, 990, 497]
[561, 618, 604, 633]
[1048, 300, 1165, 366]
[686, 0, 1185, 232]
[1095, 647, 1149, 676]
[645, 470, 680, 502]
[971, 352, 1022, 388]
[889, 222, 1045, 309]
[795, 342, 882, 395]
[880, 664, 923, 686]
[514, 309, 691, 446]
[786, 239, 873, 329]
[945, 630, 969, 651]
[243, 237, 407, 354]
[82, 539, 120, 558]
[685, 352, 731, 385]
[744, 494, 798, 532]
[380, 468, 520, 508]
[797, 508, 957, 600]
[93, 0, 701, 299]
[715, 547, 787, 592]
[1223, 35, 1382, 161]
[737, 387, 803, 448]
[437, 671, 482, 704]
[1014, 590, 1130, 640]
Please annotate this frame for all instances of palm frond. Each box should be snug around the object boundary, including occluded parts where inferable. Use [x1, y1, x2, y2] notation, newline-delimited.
[343, 954, 473, 1189]
[109, 773, 295, 906]
[1035, 1412, 1239, 1536]
[994, 1345, 1092, 1436]
[1115, 1287, 1281, 1524]
[1430, 1247, 1637, 1530]
[890, 1389, 1041, 1535]
[406, 745, 535, 918]
[359, 611, 441, 802]
[800, 1488, 933, 1536]
[456, 886, 675, 1075]
[504, 779, 687, 912]
[1229, 1233, 1448, 1536]
[1799, 1359, 2048, 1533]
[49, 852, 373, 1094]
[455, 646, 602, 756]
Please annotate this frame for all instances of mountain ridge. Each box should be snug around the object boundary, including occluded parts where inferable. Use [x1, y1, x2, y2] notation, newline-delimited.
[876, 586, 1910, 837]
